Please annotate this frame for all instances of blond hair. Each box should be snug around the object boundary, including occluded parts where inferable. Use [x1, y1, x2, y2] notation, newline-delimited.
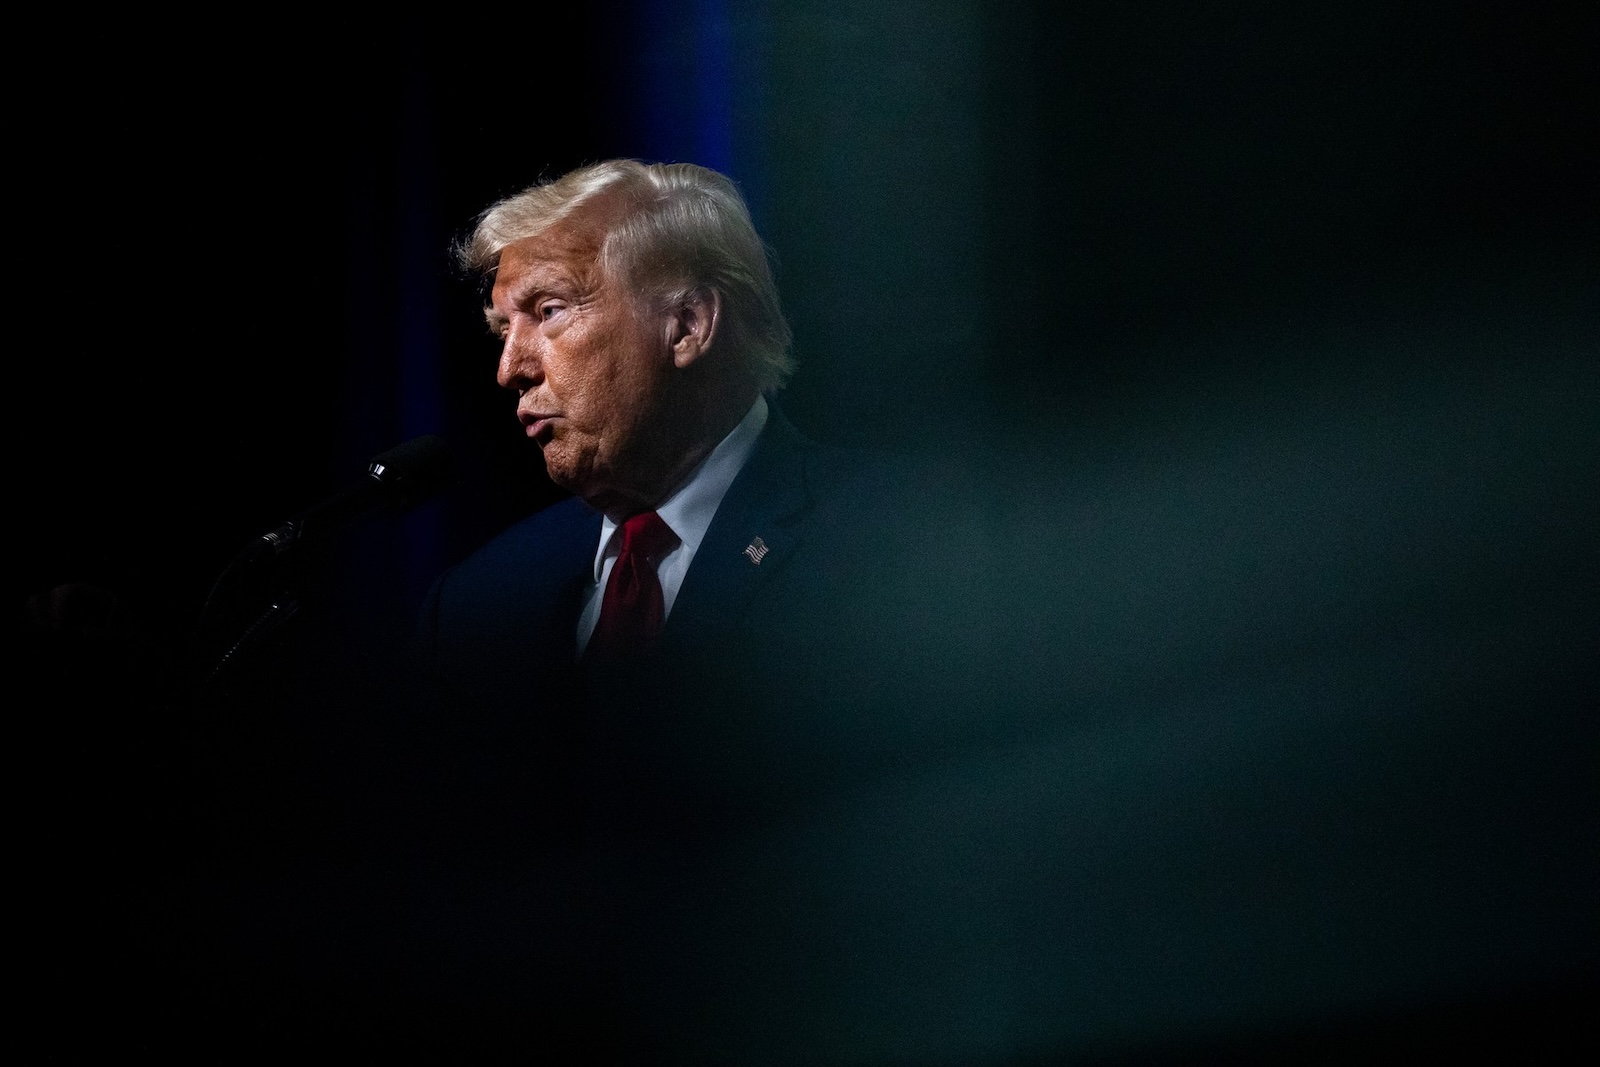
[457, 160, 795, 394]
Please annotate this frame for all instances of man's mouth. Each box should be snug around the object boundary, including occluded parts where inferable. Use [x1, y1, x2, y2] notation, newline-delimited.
[526, 416, 557, 443]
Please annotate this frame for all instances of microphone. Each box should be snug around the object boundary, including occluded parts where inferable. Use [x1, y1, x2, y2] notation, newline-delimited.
[194, 435, 453, 685]
[252, 434, 453, 559]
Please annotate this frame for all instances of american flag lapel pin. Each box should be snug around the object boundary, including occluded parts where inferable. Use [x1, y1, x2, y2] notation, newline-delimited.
[742, 536, 769, 565]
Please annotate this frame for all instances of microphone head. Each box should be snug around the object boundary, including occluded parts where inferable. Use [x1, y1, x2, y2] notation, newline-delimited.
[367, 434, 453, 511]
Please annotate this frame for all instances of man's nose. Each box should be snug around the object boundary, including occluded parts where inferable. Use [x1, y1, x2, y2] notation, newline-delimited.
[496, 328, 542, 392]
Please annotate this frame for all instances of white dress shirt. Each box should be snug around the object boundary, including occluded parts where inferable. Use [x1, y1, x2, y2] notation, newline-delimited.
[576, 395, 769, 656]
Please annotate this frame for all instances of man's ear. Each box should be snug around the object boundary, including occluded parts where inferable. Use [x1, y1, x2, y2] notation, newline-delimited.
[667, 287, 721, 369]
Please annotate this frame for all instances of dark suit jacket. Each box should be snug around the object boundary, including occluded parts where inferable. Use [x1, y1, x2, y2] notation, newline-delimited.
[389, 406, 994, 1056]
[415, 403, 872, 719]
[408, 405, 941, 840]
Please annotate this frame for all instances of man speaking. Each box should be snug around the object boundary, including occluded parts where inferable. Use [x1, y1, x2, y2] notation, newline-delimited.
[403, 159, 975, 1059]
[428, 157, 821, 672]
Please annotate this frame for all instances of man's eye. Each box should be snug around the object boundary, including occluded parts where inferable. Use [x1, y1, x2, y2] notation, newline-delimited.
[541, 303, 565, 321]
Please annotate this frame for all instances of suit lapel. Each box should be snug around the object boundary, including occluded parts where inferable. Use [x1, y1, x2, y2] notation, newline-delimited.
[662, 407, 817, 650]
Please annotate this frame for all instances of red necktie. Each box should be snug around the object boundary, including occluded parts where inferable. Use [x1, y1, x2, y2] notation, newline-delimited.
[585, 511, 679, 664]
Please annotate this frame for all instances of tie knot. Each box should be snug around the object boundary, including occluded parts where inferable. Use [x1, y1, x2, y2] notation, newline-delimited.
[619, 511, 678, 564]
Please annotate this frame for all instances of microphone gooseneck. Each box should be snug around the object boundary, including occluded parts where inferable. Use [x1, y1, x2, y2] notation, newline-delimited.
[193, 435, 453, 690]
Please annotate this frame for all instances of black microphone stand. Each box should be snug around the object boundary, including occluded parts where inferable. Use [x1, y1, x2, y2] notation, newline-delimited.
[189, 435, 450, 695]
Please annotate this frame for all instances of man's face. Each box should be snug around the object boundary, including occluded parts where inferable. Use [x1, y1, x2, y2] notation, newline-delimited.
[488, 209, 675, 513]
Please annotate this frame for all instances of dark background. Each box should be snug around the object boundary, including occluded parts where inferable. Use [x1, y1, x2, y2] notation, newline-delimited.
[16, 2, 1597, 1061]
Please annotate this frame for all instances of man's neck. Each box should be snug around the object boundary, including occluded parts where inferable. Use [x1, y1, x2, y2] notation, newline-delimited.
[592, 382, 763, 520]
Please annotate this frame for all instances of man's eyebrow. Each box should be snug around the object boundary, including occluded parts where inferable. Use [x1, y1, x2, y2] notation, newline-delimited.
[483, 307, 509, 332]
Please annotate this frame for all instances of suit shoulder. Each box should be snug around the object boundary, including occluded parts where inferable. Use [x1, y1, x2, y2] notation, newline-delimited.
[422, 497, 597, 615]
[454, 495, 598, 572]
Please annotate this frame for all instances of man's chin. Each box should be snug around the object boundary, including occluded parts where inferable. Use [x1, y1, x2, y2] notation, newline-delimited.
[545, 467, 584, 498]
[543, 455, 603, 507]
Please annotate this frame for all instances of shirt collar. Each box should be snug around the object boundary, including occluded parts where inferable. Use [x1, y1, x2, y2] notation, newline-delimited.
[591, 395, 769, 582]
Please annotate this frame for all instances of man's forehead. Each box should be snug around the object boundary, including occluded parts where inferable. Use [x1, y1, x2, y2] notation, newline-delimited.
[500, 223, 595, 271]
[493, 200, 622, 292]
[489, 189, 641, 315]
[491, 236, 594, 303]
